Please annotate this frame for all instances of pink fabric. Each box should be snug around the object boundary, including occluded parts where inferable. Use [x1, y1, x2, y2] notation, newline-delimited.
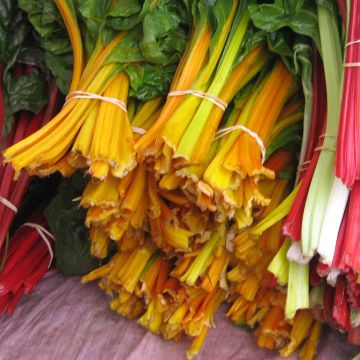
[0, 273, 358, 360]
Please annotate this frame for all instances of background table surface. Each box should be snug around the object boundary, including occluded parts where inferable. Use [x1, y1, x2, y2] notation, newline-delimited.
[0, 273, 358, 360]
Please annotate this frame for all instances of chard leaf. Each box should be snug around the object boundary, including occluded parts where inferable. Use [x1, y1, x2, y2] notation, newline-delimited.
[45, 172, 101, 276]
[4, 68, 47, 134]
[125, 63, 176, 101]
[105, 28, 145, 64]
[105, 0, 188, 66]
[77, 0, 112, 55]
[18, 0, 73, 93]
[249, 0, 320, 53]
[0, 4, 48, 135]
[140, 1, 187, 65]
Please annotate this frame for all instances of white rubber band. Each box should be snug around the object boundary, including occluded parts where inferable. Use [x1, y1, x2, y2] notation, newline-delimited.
[0, 196, 17, 213]
[66, 91, 127, 113]
[344, 62, 360, 68]
[23, 222, 54, 268]
[214, 125, 267, 164]
[345, 39, 360, 47]
[168, 90, 228, 111]
[131, 127, 146, 135]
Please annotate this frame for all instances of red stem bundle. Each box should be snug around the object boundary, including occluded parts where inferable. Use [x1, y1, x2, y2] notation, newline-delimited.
[0, 211, 53, 317]
[0, 83, 59, 252]
[336, 0, 360, 187]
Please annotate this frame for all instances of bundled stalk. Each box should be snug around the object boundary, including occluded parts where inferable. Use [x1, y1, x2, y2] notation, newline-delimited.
[4, 0, 188, 180]
[0, 85, 59, 252]
[5, 1, 360, 359]
[227, 150, 321, 359]
[0, 210, 54, 317]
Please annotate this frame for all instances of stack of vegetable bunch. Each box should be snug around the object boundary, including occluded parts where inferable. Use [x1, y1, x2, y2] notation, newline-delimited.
[0, 2, 63, 316]
[254, 0, 360, 351]
[4, 0, 358, 359]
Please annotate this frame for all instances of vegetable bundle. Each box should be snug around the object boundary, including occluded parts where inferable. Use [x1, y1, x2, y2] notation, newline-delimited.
[0, 210, 54, 317]
[3, 0, 360, 359]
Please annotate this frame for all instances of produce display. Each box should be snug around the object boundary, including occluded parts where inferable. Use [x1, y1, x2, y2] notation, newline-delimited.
[1, 1, 360, 359]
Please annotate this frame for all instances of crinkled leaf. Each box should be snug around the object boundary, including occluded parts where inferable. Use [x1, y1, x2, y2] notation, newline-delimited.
[44, 173, 100, 276]
[105, 0, 188, 66]
[0, 5, 49, 136]
[249, 0, 320, 53]
[106, 0, 142, 30]
[125, 63, 176, 101]
[77, 0, 112, 55]
[45, 51, 73, 94]
[4, 69, 48, 135]
[18, 0, 72, 93]
[140, 1, 188, 65]
[105, 28, 145, 64]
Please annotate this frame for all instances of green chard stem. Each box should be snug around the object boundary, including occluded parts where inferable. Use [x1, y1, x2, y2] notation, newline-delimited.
[285, 262, 309, 320]
[301, 3, 342, 257]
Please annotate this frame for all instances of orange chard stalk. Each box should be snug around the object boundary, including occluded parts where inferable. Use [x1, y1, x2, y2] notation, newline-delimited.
[257, 306, 291, 349]
[79, 31, 127, 90]
[55, 0, 84, 92]
[223, 61, 295, 177]
[279, 309, 314, 357]
[154, 1, 240, 171]
[191, 45, 271, 164]
[298, 321, 322, 360]
[134, 23, 211, 156]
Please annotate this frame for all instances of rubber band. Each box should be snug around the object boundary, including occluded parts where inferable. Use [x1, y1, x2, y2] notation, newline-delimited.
[344, 62, 360, 68]
[0, 196, 17, 213]
[214, 125, 266, 164]
[319, 133, 336, 139]
[23, 222, 54, 268]
[315, 146, 336, 152]
[168, 90, 228, 111]
[66, 91, 127, 113]
[131, 127, 146, 135]
[298, 160, 311, 173]
[345, 39, 360, 47]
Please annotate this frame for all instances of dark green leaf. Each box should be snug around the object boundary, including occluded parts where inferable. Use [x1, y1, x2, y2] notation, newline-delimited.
[4, 69, 48, 134]
[18, 0, 73, 93]
[249, 1, 321, 52]
[125, 63, 176, 101]
[45, 172, 101, 276]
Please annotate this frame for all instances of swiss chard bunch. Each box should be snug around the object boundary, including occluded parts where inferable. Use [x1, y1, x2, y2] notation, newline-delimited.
[249, 0, 321, 170]
[19, 0, 190, 101]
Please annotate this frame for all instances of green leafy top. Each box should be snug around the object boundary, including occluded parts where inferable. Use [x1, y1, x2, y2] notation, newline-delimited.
[19, 0, 190, 100]
[0, 2, 48, 135]
[18, 0, 73, 94]
[248, 0, 320, 53]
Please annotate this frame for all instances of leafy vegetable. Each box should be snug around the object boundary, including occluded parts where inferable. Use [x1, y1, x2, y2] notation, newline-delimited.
[18, 0, 73, 94]
[45, 173, 101, 275]
[0, 3, 48, 135]
[126, 63, 177, 101]
[248, 1, 320, 52]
